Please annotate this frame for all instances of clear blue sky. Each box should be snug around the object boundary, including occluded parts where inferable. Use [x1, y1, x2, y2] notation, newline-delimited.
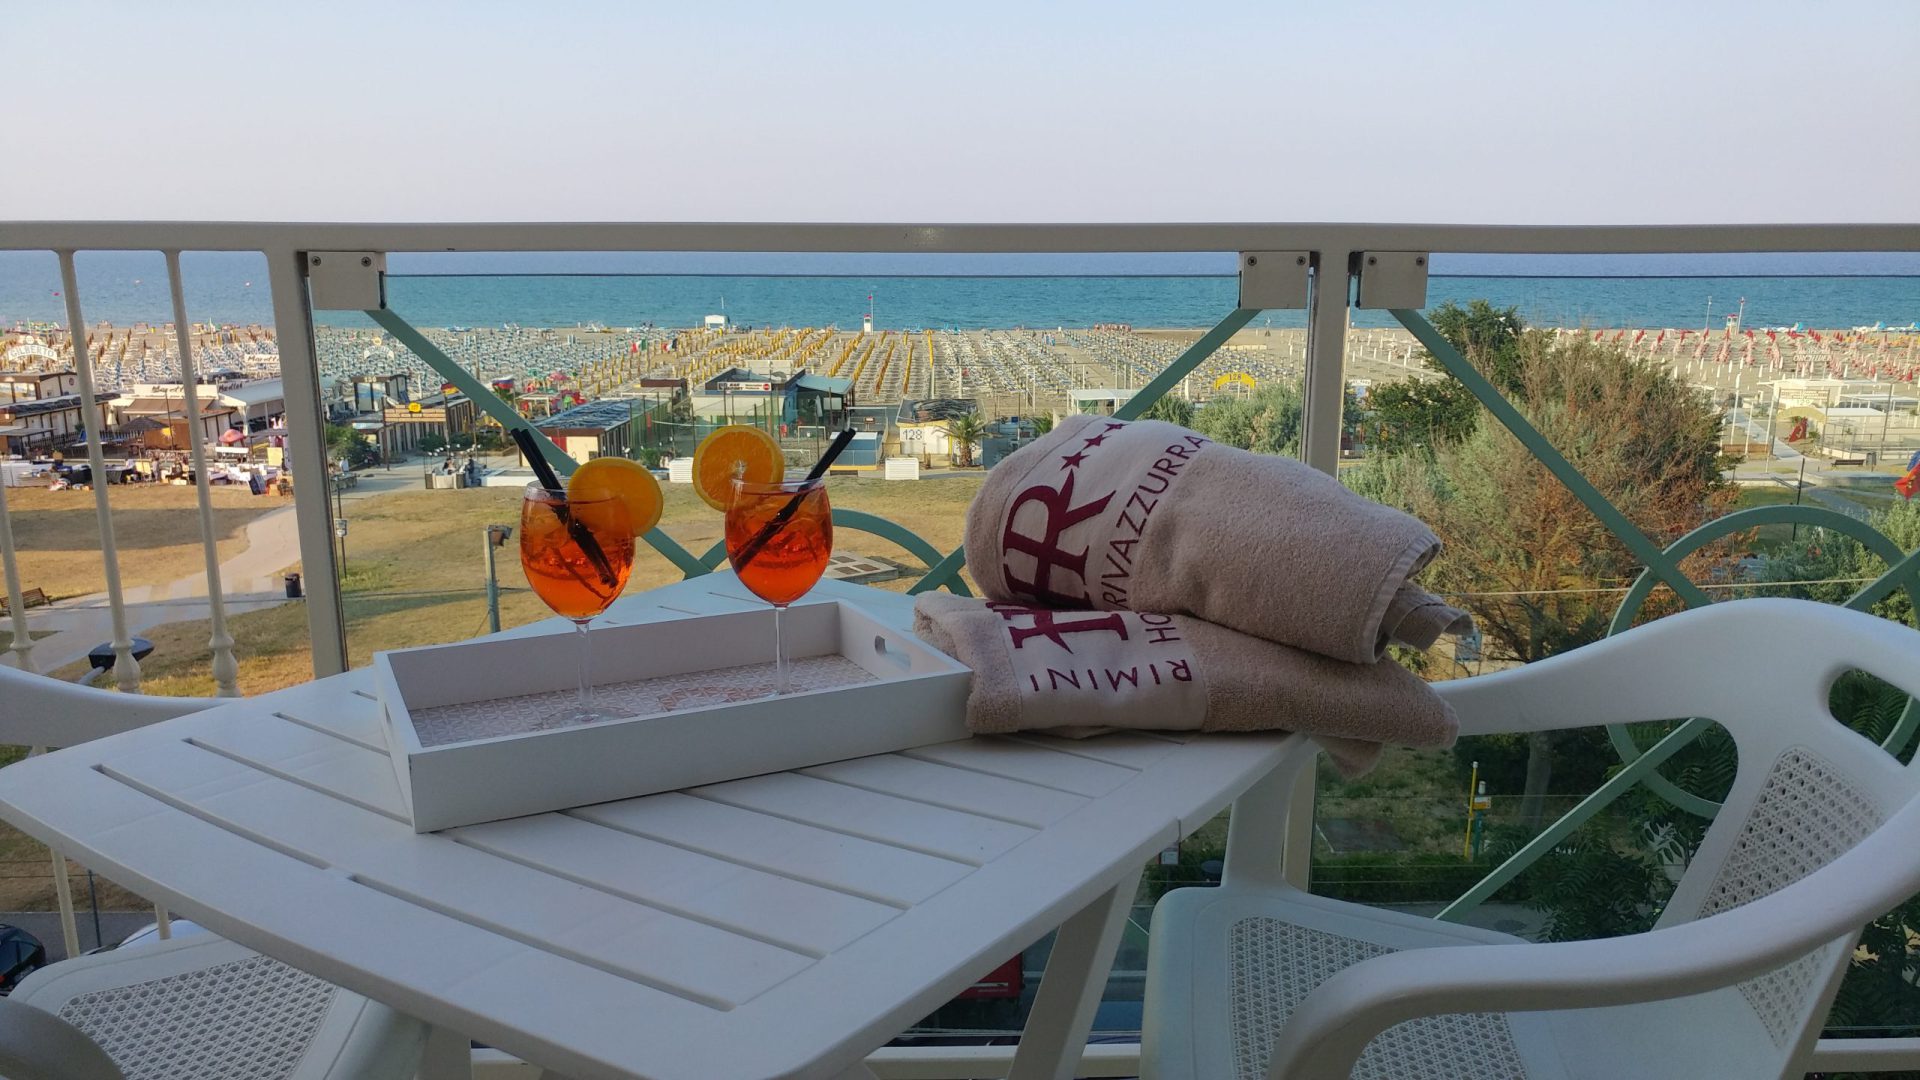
[5, 0, 1917, 223]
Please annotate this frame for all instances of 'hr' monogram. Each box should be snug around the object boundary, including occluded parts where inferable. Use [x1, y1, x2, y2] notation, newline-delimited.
[1000, 472, 1113, 607]
[988, 603, 1129, 653]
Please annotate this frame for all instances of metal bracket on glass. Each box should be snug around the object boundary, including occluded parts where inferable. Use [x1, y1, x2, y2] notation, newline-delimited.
[1237, 251, 1311, 309]
[305, 251, 387, 311]
[1354, 251, 1428, 309]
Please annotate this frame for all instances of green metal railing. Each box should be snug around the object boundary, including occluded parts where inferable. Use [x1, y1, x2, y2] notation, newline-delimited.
[369, 280, 1920, 930]
[1394, 308, 1920, 922]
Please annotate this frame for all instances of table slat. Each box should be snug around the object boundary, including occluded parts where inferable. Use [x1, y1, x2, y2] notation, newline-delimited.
[574, 792, 970, 907]
[99, 741, 812, 1008]
[691, 772, 1035, 865]
[451, 813, 900, 955]
[801, 754, 1090, 828]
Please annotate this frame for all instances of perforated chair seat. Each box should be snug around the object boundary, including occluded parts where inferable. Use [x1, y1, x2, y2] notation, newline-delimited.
[1143, 882, 1786, 1080]
[8, 934, 424, 1080]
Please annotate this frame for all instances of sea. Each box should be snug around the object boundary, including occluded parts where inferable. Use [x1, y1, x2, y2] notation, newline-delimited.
[2, 250, 1917, 334]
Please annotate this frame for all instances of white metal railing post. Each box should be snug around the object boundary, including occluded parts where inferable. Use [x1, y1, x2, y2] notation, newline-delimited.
[164, 252, 240, 696]
[0, 476, 35, 672]
[265, 249, 348, 676]
[1283, 249, 1355, 887]
[55, 252, 140, 692]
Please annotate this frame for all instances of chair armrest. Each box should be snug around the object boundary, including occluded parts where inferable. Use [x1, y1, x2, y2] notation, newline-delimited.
[1265, 787, 1920, 1079]
[1436, 599, 1920, 737]
[0, 998, 123, 1080]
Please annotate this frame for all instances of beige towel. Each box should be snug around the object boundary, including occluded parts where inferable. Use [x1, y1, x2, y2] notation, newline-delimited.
[914, 593, 1458, 776]
[964, 414, 1471, 663]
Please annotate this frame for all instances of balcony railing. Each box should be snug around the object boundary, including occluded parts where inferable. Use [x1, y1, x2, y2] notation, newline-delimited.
[3, 220, 1920, 1075]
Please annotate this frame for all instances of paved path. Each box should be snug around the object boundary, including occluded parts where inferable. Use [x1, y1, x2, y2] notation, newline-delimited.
[10, 460, 509, 674]
[14, 505, 304, 674]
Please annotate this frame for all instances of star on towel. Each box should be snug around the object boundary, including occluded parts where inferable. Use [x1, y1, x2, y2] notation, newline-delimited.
[1082, 432, 1108, 447]
[1060, 451, 1088, 469]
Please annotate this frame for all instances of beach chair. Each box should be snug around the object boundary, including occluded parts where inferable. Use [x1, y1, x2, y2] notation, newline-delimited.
[1141, 598, 1920, 1080]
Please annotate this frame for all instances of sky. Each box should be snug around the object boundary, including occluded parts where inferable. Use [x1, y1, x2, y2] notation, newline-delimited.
[3, 0, 1918, 224]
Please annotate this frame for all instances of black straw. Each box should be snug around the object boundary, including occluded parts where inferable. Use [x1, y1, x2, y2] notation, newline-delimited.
[511, 426, 619, 588]
[732, 428, 855, 571]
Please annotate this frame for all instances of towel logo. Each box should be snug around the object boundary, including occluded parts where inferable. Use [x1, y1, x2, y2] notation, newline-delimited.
[987, 601, 1128, 652]
[985, 603, 1204, 725]
[1001, 470, 1113, 607]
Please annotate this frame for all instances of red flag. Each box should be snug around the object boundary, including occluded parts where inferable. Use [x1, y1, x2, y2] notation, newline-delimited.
[1744, 328, 1755, 339]
[1787, 416, 1809, 442]
[1766, 329, 1777, 341]
[1593, 329, 1605, 341]
[1898, 463, 1920, 500]
[1810, 330, 1824, 343]
[1611, 329, 1625, 342]
[1655, 330, 1666, 347]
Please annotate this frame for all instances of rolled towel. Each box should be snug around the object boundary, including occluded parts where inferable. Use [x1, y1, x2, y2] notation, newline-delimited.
[965, 414, 1471, 663]
[914, 593, 1458, 776]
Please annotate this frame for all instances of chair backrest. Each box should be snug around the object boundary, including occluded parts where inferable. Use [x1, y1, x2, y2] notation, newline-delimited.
[1443, 598, 1920, 1067]
[0, 664, 217, 750]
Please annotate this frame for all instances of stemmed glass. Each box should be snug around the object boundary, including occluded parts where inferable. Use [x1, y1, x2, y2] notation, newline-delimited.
[520, 483, 636, 726]
[724, 478, 833, 695]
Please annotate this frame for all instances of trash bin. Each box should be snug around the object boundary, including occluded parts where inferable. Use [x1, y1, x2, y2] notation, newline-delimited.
[284, 572, 303, 599]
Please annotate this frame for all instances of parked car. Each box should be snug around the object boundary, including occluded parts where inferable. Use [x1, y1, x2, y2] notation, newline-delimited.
[0, 924, 46, 994]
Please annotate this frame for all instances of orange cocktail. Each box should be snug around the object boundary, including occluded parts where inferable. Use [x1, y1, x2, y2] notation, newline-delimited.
[725, 479, 832, 694]
[521, 484, 635, 725]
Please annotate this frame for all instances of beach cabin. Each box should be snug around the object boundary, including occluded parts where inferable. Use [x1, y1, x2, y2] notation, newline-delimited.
[527, 399, 639, 465]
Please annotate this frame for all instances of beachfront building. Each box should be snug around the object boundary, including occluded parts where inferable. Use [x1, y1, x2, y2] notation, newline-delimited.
[380, 390, 478, 450]
[0, 370, 79, 405]
[106, 385, 242, 450]
[0, 390, 113, 456]
[692, 367, 789, 427]
[213, 378, 287, 434]
[787, 372, 851, 431]
[526, 398, 639, 465]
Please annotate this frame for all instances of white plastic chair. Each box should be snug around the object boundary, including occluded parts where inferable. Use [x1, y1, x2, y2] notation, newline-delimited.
[0, 667, 427, 1080]
[1141, 598, 1920, 1080]
[0, 664, 217, 958]
[1, 935, 424, 1080]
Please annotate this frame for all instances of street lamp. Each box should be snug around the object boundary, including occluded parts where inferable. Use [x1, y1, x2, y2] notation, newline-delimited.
[484, 524, 513, 634]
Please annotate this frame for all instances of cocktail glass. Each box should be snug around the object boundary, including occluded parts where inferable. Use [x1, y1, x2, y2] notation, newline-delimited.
[724, 478, 833, 695]
[520, 483, 636, 726]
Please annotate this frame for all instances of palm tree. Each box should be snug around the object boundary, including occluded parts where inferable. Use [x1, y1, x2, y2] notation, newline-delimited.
[1030, 412, 1056, 436]
[945, 413, 986, 467]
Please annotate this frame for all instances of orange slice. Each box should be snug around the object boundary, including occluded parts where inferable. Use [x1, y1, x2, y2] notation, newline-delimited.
[567, 456, 664, 535]
[692, 425, 784, 511]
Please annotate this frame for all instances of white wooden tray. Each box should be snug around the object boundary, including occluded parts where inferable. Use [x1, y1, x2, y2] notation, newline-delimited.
[373, 600, 971, 832]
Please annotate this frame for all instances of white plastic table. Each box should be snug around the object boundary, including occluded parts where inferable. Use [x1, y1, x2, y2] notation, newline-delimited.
[0, 577, 1298, 1080]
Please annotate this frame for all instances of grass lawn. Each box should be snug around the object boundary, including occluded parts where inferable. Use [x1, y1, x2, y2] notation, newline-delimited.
[0, 628, 53, 651]
[2, 485, 283, 601]
[1731, 482, 1816, 550]
[66, 474, 987, 697]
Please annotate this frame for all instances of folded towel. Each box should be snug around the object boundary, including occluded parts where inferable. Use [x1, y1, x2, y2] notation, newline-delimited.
[964, 414, 1471, 663]
[914, 593, 1458, 776]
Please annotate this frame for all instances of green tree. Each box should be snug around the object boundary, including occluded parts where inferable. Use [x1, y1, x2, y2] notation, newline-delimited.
[1030, 412, 1055, 436]
[1192, 383, 1303, 456]
[945, 413, 986, 467]
[323, 423, 378, 470]
[1367, 300, 1526, 451]
[1141, 395, 1195, 428]
[1357, 333, 1733, 826]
